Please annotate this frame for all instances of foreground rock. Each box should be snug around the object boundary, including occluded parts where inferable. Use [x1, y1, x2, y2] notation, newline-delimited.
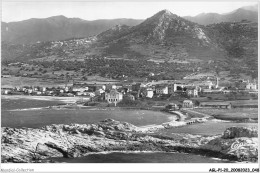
[1, 119, 258, 163]
[202, 127, 258, 162]
[222, 127, 258, 139]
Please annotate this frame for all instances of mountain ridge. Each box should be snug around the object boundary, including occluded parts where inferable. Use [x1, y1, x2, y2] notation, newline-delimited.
[1, 16, 143, 44]
[1, 9, 257, 71]
[2, 4, 258, 44]
[183, 4, 258, 25]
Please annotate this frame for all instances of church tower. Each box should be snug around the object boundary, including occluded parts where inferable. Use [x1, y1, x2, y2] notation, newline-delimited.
[216, 77, 219, 88]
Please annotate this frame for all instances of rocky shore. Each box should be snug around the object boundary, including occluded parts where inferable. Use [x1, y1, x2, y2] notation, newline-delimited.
[1, 119, 258, 163]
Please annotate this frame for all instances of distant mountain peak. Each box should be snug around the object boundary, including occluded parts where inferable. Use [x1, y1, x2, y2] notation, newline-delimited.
[241, 4, 258, 12]
[152, 9, 178, 19]
[47, 15, 68, 20]
[183, 4, 258, 25]
[159, 9, 172, 15]
[119, 9, 212, 45]
[139, 9, 179, 28]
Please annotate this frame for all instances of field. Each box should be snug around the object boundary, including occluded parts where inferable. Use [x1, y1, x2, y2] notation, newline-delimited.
[1, 76, 67, 88]
[193, 108, 258, 121]
[1, 76, 119, 88]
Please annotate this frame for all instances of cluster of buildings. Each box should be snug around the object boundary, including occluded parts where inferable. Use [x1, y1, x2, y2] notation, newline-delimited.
[50, 37, 95, 49]
[1, 77, 258, 106]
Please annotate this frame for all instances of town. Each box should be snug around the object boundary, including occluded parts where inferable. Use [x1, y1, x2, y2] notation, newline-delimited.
[1, 2, 258, 166]
[2, 71, 258, 110]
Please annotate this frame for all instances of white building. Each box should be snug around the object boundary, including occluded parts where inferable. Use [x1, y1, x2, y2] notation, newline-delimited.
[64, 86, 70, 92]
[77, 92, 95, 97]
[36, 91, 42, 95]
[146, 89, 154, 98]
[105, 90, 123, 105]
[186, 89, 198, 97]
[42, 87, 47, 92]
[155, 85, 168, 94]
[168, 83, 187, 94]
[72, 86, 88, 92]
[2, 89, 11, 95]
[183, 100, 193, 108]
[246, 83, 257, 90]
[28, 89, 33, 94]
[168, 84, 177, 94]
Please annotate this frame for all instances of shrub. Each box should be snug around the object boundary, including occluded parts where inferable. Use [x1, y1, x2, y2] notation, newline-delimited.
[117, 98, 139, 107]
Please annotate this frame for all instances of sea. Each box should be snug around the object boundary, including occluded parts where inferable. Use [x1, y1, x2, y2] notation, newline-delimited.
[49, 152, 233, 163]
[1, 96, 257, 163]
[1, 97, 171, 128]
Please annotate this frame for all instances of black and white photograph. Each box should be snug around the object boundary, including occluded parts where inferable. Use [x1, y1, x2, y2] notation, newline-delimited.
[1, 0, 259, 172]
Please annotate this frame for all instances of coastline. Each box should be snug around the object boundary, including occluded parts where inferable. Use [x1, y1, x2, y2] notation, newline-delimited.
[2, 95, 181, 129]
[1, 97, 258, 163]
[1, 119, 258, 163]
[2, 95, 257, 130]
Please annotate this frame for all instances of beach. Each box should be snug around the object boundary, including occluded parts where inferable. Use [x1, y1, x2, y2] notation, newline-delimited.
[1, 95, 81, 103]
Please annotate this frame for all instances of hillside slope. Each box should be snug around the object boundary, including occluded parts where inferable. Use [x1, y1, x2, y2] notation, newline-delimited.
[1, 16, 143, 44]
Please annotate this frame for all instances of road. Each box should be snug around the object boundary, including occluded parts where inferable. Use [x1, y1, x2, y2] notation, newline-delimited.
[182, 109, 210, 118]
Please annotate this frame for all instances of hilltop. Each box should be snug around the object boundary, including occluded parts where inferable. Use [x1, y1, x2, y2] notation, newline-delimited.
[97, 9, 225, 61]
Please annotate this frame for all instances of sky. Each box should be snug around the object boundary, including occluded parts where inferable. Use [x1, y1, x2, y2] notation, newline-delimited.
[1, 0, 258, 22]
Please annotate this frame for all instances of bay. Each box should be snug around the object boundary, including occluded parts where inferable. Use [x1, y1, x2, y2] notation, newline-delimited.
[49, 152, 233, 163]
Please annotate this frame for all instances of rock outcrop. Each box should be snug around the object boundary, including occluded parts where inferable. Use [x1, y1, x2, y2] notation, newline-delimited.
[222, 127, 258, 139]
[1, 120, 258, 163]
[202, 127, 258, 162]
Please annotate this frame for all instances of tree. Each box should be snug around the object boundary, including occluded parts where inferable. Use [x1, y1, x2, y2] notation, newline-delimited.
[193, 100, 200, 106]
[226, 41, 245, 58]
[82, 76, 88, 81]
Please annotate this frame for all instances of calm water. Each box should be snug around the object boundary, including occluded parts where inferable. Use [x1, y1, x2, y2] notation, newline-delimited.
[1, 97, 63, 110]
[156, 120, 258, 136]
[49, 152, 232, 163]
[1, 98, 171, 128]
[2, 97, 257, 136]
[1, 97, 255, 163]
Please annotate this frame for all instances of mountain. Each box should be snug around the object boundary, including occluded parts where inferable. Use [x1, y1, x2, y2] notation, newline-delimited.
[241, 4, 258, 12]
[97, 24, 131, 41]
[2, 4, 257, 44]
[2, 9, 257, 69]
[183, 4, 258, 25]
[206, 20, 258, 73]
[97, 9, 225, 61]
[1, 16, 143, 44]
